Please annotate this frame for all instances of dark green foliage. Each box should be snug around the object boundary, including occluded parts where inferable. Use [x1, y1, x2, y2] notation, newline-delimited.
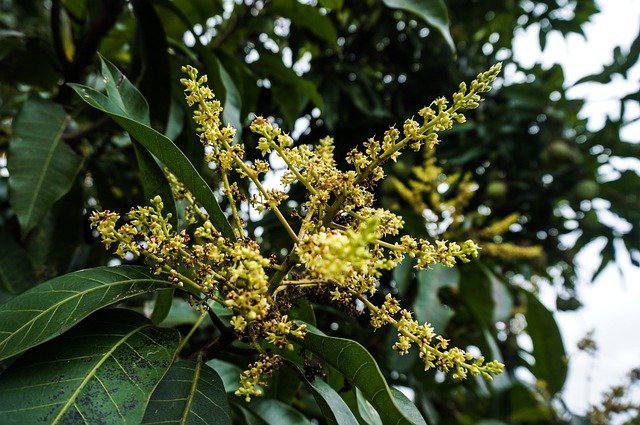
[0, 309, 179, 424]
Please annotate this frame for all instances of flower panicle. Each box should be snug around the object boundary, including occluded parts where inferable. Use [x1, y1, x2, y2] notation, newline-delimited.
[90, 64, 506, 402]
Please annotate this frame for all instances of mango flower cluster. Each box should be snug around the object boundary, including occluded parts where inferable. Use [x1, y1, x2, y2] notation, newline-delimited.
[91, 63, 505, 400]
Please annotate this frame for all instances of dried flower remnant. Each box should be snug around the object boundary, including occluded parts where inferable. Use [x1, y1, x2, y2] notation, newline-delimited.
[91, 63, 505, 400]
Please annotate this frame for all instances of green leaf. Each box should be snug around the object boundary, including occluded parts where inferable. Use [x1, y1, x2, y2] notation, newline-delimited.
[391, 388, 427, 425]
[285, 361, 358, 425]
[207, 359, 242, 393]
[298, 325, 415, 424]
[151, 289, 174, 325]
[0, 265, 172, 361]
[69, 77, 235, 240]
[8, 99, 83, 236]
[524, 291, 567, 395]
[0, 227, 35, 299]
[252, 399, 310, 424]
[459, 264, 494, 329]
[382, 0, 454, 51]
[233, 403, 269, 425]
[143, 358, 232, 424]
[0, 309, 179, 424]
[414, 264, 458, 333]
[98, 57, 178, 228]
[159, 298, 205, 327]
[342, 388, 382, 425]
[271, 0, 337, 45]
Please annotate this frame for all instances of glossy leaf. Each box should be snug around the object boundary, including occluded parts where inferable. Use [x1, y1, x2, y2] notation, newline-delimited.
[382, 0, 454, 50]
[0, 309, 179, 424]
[0, 266, 171, 361]
[69, 78, 235, 240]
[143, 358, 232, 424]
[524, 291, 567, 395]
[8, 99, 83, 236]
[298, 324, 415, 424]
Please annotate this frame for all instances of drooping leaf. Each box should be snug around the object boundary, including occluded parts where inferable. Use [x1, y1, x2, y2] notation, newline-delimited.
[0, 227, 35, 299]
[8, 99, 83, 236]
[282, 360, 357, 425]
[143, 358, 232, 424]
[382, 0, 454, 51]
[298, 324, 415, 424]
[414, 264, 458, 333]
[0, 265, 172, 361]
[69, 74, 234, 239]
[0, 309, 179, 424]
[251, 399, 310, 424]
[524, 291, 567, 395]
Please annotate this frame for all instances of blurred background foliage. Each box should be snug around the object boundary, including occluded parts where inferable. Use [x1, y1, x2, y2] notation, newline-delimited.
[1, 0, 638, 423]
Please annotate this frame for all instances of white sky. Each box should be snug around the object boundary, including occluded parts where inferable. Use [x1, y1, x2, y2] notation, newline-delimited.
[512, 0, 640, 416]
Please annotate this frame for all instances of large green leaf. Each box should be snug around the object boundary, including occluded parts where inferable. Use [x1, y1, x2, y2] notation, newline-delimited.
[98, 57, 178, 228]
[382, 0, 454, 51]
[0, 227, 35, 299]
[284, 361, 358, 425]
[298, 325, 415, 424]
[0, 309, 179, 424]
[0, 265, 172, 361]
[143, 358, 232, 424]
[69, 77, 235, 240]
[524, 291, 567, 395]
[414, 264, 458, 333]
[8, 99, 83, 236]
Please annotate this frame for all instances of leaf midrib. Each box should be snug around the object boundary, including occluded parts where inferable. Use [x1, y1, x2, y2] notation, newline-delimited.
[181, 360, 202, 425]
[0, 276, 167, 357]
[22, 116, 69, 229]
[50, 324, 152, 424]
